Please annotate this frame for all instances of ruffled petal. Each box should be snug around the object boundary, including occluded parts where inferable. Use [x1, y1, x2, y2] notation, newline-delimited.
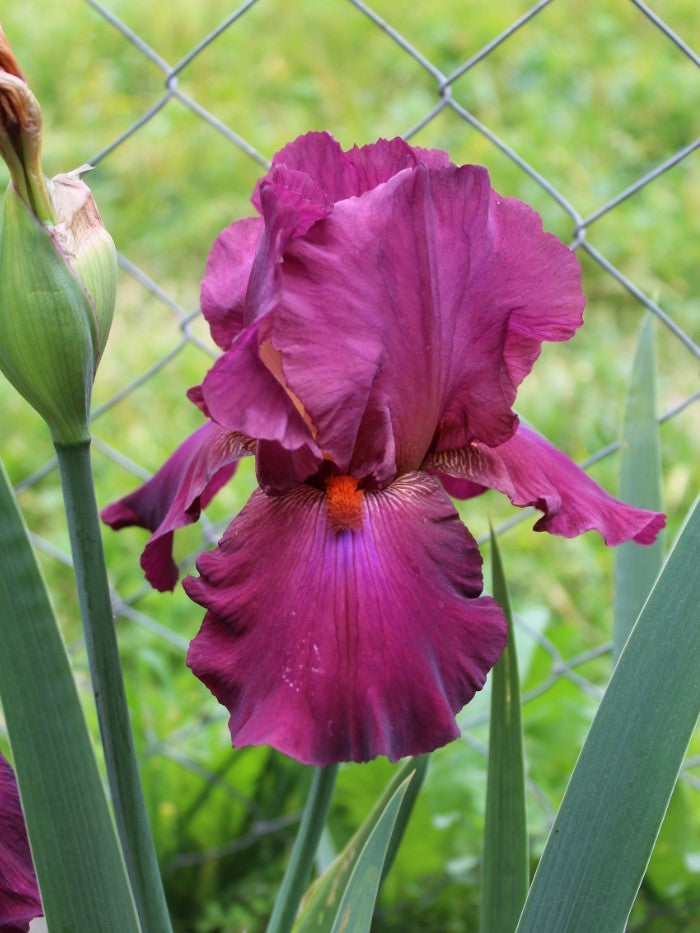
[0, 753, 42, 933]
[248, 167, 334, 327]
[198, 135, 582, 488]
[256, 131, 451, 205]
[185, 472, 506, 765]
[199, 168, 331, 481]
[200, 158, 335, 351]
[268, 161, 584, 477]
[101, 422, 254, 591]
[199, 326, 319, 464]
[428, 424, 665, 545]
[200, 216, 263, 350]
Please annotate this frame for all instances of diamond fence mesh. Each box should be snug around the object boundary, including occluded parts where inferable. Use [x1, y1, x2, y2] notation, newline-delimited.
[1, 0, 699, 886]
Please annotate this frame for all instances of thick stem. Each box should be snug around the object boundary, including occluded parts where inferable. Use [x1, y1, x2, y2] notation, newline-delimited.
[266, 764, 339, 933]
[55, 441, 172, 933]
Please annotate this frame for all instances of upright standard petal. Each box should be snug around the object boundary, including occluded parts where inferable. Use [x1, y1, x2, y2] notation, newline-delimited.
[185, 473, 507, 765]
[202, 158, 333, 351]
[268, 161, 584, 478]
[203, 133, 450, 354]
[101, 422, 253, 591]
[0, 753, 42, 933]
[200, 216, 263, 350]
[258, 131, 451, 205]
[199, 325, 319, 468]
[199, 173, 330, 480]
[428, 424, 665, 545]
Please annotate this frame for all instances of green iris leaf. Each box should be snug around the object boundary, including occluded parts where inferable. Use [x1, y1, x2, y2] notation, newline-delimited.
[481, 530, 528, 932]
[293, 756, 426, 933]
[614, 313, 664, 660]
[0, 455, 140, 931]
[517, 496, 700, 932]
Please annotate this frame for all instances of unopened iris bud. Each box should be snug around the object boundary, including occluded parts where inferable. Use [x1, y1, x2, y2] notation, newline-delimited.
[0, 29, 116, 445]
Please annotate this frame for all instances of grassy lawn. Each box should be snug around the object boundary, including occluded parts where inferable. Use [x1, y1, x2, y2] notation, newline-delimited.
[1, 2, 698, 930]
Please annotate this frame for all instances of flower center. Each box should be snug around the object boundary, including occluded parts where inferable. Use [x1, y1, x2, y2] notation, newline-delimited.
[325, 475, 364, 533]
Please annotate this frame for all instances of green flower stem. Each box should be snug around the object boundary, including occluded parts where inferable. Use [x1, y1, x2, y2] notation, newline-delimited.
[55, 441, 172, 933]
[266, 764, 339, 933]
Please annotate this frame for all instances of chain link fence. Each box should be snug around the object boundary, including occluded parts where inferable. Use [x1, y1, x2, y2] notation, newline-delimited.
[3, 0, 699, 881]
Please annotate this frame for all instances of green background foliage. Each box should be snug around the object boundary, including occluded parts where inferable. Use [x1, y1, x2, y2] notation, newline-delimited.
[1, 2, 698, 930]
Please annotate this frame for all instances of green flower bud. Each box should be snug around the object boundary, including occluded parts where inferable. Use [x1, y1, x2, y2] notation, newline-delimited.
[0, 30, 116, 446]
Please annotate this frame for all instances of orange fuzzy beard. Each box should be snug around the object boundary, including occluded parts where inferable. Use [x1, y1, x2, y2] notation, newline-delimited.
[325, 475, 364, 532]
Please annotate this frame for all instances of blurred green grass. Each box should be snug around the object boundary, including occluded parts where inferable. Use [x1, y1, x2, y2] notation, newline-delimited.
[1, 1, 698, 931]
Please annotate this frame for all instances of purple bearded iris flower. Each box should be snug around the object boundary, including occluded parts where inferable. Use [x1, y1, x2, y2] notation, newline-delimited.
[0, 752, 42, 932]
[102, 132, 664, 766]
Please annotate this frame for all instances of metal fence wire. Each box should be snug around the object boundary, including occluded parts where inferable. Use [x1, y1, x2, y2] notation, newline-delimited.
[4, 0, 699, 844]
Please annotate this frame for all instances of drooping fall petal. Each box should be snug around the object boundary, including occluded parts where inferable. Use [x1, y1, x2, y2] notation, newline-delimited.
[428, 424, 665, 545]
[185, 472, 507, 765]
[101, 422, 254, 591]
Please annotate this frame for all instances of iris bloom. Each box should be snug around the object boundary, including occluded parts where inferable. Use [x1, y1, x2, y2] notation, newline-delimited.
[103, 133, 664, 766]
[0, 752, 42, 932]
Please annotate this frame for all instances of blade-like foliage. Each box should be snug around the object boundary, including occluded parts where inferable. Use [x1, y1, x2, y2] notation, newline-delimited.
[614, 314, 664, 659]
[380, 754, 428, 883]
[0, 457, 140, 931]
[266, 764, 338, 933]
[481, 531, 528, 932]
[517, 496, 700, 933]
[293, 758, 423, 932]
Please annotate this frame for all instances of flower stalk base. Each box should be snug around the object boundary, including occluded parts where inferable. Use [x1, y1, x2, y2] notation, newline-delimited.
[55, 441, 172, 933]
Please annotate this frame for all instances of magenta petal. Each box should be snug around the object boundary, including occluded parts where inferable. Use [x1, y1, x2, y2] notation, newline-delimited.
[346, 137, 452, 183]
[200, 326, 321, 478]
[432, 472, 488, 501]
[259, 131, 363, 201]
[201, 158, 334, 351]
[254, 439, 323, 494]
[200, 217, 264, 350]
[428, 424, 666, 545]
[259, 131, 451, 204]
[199, 170, 332, 470]
[246, 170, 333, 329]
[257, 167, 333, 241]
[272, 161, 584, 475]
[348, 393, 397, 486]
[101, 422, 254, 591]
[185, 472, 507, 765]
[0, 754, 42, 932]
